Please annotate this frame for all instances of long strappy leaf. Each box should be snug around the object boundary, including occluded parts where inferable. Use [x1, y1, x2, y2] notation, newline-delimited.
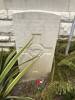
[4, 58, 38, 96]
[0, 38, 32, 84]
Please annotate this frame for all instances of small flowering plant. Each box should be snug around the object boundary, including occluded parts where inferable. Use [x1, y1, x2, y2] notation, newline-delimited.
[34, 79, 46, 92]
[35, 79, 43, 87]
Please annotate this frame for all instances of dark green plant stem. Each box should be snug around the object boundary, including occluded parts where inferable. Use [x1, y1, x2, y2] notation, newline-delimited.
[50, 58, 55, 82]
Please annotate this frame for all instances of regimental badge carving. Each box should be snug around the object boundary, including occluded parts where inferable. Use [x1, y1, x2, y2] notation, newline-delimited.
[28, 33, 43, 57]
[28, 33, 52, 57]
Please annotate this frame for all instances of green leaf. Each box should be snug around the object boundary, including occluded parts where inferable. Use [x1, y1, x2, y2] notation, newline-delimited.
[58, 60, 75, 71]
[0, 38, 32, 84]
[4, 58, 38, 96]
[4, 56, 38, 88]
[4, 50, 16, 67]
[0, 49, 3, 74]
[6, 96, 34, 100]
[17, 55, 38, 68]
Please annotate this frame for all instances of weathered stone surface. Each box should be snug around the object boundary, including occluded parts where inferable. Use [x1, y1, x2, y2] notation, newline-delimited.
[13, 12, 60, 80]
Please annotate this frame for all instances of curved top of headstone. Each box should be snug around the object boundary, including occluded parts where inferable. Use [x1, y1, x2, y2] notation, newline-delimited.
[13, 11, 60, 49]
[13, 10, 60, 19]
[12, 11, 61, 28]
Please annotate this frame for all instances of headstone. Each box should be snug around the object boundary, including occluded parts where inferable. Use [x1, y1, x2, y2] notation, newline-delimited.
[13, 12, 60, 80]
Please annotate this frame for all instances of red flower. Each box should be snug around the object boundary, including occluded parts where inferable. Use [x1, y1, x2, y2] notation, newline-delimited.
[35, 80, 43, 86]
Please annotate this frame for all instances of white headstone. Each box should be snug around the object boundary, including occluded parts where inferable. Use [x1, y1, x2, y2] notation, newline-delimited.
[13, 12, 60, 80]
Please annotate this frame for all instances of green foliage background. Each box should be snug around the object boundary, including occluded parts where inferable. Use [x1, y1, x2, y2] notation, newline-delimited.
[41, 37, 75, 100]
